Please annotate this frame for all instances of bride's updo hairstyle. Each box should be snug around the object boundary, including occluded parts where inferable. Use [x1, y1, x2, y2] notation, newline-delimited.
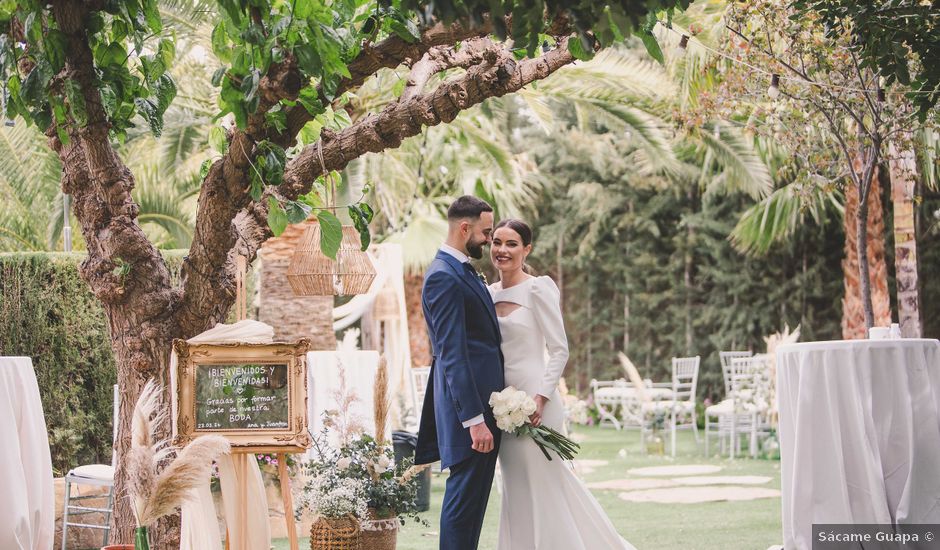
[495, 218, 536, 275]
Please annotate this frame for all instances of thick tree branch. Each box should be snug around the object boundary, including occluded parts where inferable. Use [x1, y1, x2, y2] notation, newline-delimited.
[275, 18, 497, 148]
[279, 37, 575, 199]
[401, 37, 502, 101]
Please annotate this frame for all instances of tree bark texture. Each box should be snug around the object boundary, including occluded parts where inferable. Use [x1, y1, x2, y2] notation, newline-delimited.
[841, 163, 892, 339]
[888, 136, 923, 338]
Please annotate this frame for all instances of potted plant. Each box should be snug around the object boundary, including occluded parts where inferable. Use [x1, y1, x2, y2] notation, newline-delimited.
[299, 468, 369, 550]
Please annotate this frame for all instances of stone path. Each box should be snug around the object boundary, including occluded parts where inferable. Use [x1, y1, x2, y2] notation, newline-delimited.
[588, 463, 780, 504]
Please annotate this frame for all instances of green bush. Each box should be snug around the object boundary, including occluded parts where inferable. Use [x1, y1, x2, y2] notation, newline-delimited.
[0, 251, 187, 473]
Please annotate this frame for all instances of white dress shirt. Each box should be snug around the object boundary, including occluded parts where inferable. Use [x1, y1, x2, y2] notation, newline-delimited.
[439, 245, 485, 429]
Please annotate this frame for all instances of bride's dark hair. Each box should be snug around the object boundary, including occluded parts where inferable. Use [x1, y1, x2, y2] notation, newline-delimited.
[495, 218, 536, 275]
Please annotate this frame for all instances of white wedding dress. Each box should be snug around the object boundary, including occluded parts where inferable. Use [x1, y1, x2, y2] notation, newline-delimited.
[489, 276, 636, 550]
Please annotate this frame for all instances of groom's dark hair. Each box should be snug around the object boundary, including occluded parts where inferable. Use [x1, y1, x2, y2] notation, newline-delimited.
[447, 195, 493, 221]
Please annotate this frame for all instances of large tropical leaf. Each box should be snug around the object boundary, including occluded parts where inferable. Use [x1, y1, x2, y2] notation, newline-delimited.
[730, 183, 843, 256]
[697, 124, 774, 200]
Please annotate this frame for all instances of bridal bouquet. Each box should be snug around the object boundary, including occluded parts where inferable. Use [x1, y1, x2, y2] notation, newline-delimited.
[489, 387, 580, 461]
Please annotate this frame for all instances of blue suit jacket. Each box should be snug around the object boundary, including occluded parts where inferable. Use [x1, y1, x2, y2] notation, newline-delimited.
[415, 251, 505, 469]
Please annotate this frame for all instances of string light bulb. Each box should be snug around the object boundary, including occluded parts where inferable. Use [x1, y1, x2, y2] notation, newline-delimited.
[678, 34, 690, 56]
[767, 74, 780, 99]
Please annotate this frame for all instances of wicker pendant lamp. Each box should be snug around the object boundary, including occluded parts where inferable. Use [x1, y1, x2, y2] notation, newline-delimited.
[286, 151, 376, 296]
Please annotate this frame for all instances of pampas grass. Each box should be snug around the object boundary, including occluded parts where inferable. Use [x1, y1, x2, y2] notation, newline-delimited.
[373, 355, 390, 446]
[128, 379, 231, 528]
[397, 464, 430, 485]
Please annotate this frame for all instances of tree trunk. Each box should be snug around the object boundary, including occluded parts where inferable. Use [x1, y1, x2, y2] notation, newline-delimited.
[841, 161, 892, 338]
[404, 273, 432, 367]
[888, 136, 923, 337]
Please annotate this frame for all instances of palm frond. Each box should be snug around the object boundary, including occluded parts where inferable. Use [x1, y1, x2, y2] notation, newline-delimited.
[730, 183, 843, 256]
[697, 124, 774, 200]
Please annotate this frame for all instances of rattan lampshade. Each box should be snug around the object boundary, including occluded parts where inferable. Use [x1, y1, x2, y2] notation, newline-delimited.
[372, 283, 399, 320]
[287, 223, 376, 296]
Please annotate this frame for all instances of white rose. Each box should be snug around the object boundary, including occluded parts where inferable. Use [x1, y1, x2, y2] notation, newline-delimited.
[336, 457, 352, 470]
[521, 396, 536, 416]
[509, 409, 527, 428]
[376, 455, 392, 472]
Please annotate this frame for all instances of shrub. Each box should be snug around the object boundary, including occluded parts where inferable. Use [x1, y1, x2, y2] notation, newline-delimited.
[0, 251, 187, 473]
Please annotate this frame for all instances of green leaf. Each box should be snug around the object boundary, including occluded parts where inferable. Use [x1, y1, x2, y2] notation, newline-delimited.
[99, 42, 128, 68]
[43, 30, 68, 72]
[266, 109, 287, 133]
[153, 73, 177, 112]
[640, 32, 664, 65]
[285, 200, 311, 223]
[64, 79, 88, 126]
[267, 197, 289, 236]
[211, 22, 232, 63]
[200, 158, 213, 179]
[568, 35, 595, 61]
[296, 42, 321, 76]
[142, 0, 162, 33]
[297, 86, 324, 117]
[317, 210, 343, 259]
[298, 119, 322, 145]
[209, 125, 228, 154]
[211, 66, 227, 87]
[158, 39, 175, 68]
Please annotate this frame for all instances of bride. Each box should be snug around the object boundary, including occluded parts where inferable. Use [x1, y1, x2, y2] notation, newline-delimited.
[488, 218, 636, 550]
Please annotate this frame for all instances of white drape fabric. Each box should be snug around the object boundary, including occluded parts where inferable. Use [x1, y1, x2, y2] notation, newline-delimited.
[777, 339, 940, 550]
[174, 320, 273, 550]
[332, 244, 412, 429]
[0, 356, 54, 550]
[306, 350, 387, 453]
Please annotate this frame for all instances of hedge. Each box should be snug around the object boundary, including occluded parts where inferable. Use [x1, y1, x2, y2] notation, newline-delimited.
[0, 251, 187, 473]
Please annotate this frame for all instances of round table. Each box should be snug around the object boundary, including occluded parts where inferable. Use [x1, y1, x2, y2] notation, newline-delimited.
[776, 339, 940, 550]
[0, 356, 54, 550]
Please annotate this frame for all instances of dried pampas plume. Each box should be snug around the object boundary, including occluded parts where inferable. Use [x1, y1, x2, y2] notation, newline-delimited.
[373, 355, 390, 446]
[398, 464, 430, 485]
[128, 379, 231, 528]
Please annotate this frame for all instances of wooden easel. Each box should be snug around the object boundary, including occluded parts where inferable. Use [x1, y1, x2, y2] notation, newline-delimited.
[225, 257, 300, 550]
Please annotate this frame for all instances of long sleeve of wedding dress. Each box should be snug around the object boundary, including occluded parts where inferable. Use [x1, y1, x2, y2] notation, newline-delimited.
[530, 277, 570, 398]
[492, 275, 636, 550]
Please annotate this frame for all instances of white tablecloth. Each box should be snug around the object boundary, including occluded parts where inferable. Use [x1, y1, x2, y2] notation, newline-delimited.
[776, 339, 940, 550]
[0, 356, 54, 550]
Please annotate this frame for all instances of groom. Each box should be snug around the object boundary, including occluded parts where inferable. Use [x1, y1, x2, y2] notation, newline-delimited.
[415, 195, 505, 550]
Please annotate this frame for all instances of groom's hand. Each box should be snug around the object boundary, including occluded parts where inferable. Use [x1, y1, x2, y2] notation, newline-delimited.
[469, 423, 494, 453]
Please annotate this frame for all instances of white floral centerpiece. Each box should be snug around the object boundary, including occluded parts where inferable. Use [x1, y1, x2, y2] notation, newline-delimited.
[489, 387, 580, 461]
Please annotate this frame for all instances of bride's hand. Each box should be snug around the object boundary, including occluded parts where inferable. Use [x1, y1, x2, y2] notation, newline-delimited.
[530, 394, 549, 427]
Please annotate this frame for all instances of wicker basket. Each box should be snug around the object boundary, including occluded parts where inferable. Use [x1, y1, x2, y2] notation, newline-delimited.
[287, 223, 376, 296]
[310, 516, 361, 550]
[359, 509, 398, 550]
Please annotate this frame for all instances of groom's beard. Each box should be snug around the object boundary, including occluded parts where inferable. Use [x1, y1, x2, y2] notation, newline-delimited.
[466, 240, 485, 259]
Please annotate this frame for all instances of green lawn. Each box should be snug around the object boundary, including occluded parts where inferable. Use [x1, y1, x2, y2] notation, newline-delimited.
[276, 425, 782, 550]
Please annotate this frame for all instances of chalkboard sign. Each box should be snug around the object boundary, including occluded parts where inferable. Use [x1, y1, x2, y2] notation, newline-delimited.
[172, 340, 311, 453]
[195, 364, 290, 430]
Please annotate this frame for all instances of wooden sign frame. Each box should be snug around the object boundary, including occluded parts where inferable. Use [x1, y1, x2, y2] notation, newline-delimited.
[172, 339, 311, 453]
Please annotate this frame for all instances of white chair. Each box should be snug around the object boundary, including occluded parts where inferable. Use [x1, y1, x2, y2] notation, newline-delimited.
[705, 351, 753, 456]
[409, 366, 431, 426]
[725, 356, 772, 458]
[61, 385, 119, 549]
[642, 356, 700, 457]
[590, 378, 630, 430]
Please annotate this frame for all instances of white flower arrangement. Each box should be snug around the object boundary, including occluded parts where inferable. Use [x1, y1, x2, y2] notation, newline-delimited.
[298, 474, 369, 520]
[489, 386, 580, 461]
[563, 395, 590, 425]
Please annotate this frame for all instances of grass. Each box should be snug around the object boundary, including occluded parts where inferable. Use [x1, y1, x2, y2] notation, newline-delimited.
[275, 425, 782, 550]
